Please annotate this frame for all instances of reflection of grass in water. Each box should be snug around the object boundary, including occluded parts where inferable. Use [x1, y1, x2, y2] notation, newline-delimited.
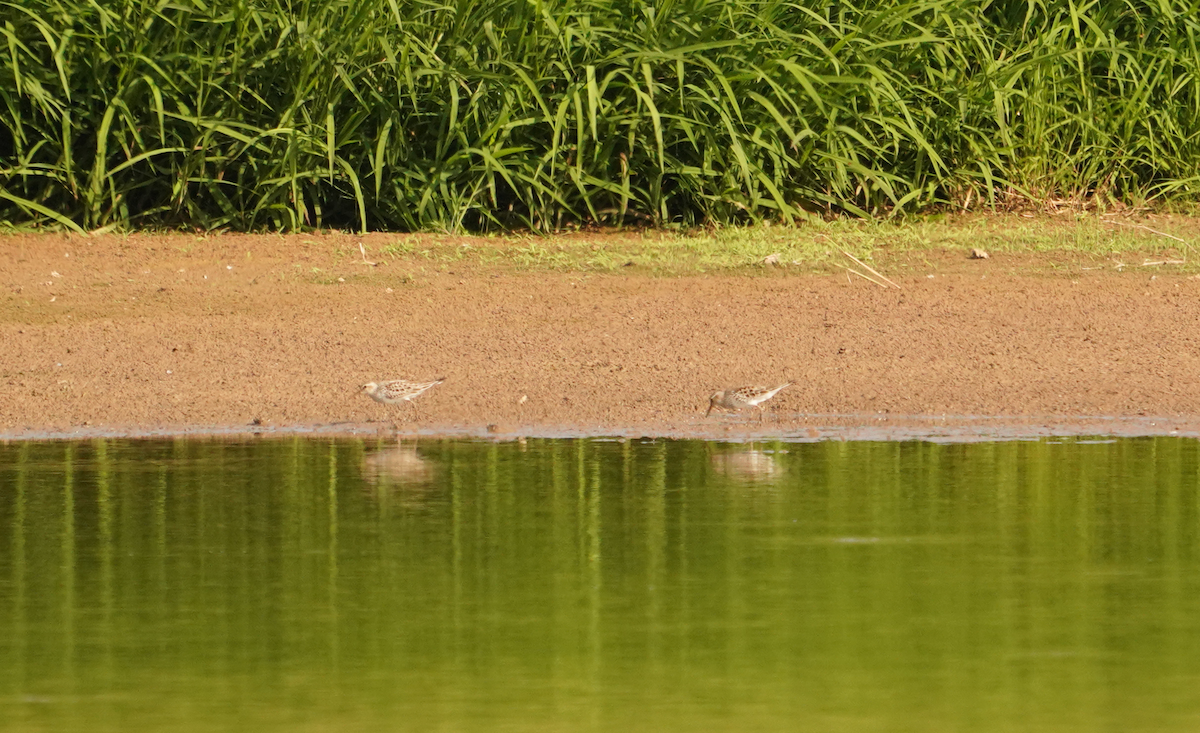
[2, 436, 1200, 731]
[11, 443, 29, 665]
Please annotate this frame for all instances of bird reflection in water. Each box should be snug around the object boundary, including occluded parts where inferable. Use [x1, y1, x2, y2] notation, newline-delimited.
[709, 449, 785, 482]
[360, 444, 436, 496]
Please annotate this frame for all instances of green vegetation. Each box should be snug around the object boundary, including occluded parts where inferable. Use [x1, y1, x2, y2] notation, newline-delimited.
[3, 0, 1200, 233]
[339, 214, 1197, 274]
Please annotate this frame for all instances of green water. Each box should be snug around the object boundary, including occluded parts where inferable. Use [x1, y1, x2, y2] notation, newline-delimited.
[1, 437, 1199, 732]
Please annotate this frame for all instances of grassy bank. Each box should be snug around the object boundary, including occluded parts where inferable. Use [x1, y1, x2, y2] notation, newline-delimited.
[140, 213, 1200, 276]
[3, 0, 1200, 233]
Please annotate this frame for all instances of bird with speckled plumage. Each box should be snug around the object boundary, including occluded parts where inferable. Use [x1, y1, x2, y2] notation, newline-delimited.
[361, 377, 445, 412]
[706, 383, 790, 417]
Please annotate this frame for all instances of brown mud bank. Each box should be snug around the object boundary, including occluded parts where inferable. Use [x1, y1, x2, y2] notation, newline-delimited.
[2, 231, 1199, 442]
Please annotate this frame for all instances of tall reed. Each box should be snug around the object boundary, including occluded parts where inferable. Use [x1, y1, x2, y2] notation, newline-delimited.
[2, 0, 1199, 232]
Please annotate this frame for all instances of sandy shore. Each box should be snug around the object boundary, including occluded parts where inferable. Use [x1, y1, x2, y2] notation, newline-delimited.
[3, 231, 1199, 440]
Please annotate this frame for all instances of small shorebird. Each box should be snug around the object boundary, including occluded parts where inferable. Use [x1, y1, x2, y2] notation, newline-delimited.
[361, 377, 445, 414]
[706, 383, 791, 418]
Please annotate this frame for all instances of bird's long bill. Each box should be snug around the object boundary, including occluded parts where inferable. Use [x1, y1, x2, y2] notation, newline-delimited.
[705, 399, 715, 417]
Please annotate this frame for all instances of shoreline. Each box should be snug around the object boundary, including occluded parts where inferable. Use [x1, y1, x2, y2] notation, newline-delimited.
[4, 413, 1197, 444]
[5, 229, 1200, 441]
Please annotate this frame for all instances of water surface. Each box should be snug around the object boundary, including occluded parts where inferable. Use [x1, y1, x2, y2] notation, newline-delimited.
[2, 437, 1199, 732]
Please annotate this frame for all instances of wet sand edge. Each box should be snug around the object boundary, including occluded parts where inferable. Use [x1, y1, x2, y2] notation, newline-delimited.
[4, 413, 1198, 444]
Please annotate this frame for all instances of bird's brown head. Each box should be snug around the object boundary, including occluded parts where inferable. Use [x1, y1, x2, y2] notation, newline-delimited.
[360, 382, 377, 395]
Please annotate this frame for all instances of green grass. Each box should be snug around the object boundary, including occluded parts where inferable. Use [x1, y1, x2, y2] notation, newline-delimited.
[3, 0, 1200, 233]
[346, 213, 1199, 274]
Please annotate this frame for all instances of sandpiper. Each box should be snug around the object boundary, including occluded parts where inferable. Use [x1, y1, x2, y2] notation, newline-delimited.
[706, 383, 791, 417]
[361, 377, 445, 413]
